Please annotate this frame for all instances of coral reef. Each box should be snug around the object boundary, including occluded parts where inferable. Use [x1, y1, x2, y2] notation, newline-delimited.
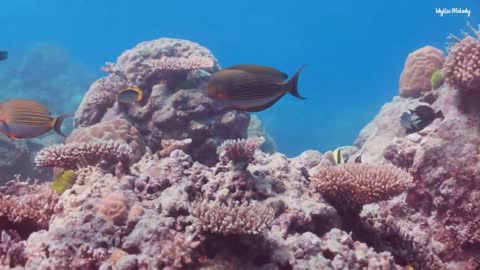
[0, 136, 406, 269]
[74, 38, 249, 166]
[353, 83, 480, 267]
[399, 46, 445, 98]
[6, 35, 480, 269]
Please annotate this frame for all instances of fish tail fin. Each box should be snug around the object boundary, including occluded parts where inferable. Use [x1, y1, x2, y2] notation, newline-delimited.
[285, 65, 306, 99]
[50, 114, 70, 137]
[0, 51, 7, 61]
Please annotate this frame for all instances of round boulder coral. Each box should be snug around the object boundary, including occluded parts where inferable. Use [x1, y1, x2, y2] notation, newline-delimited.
[399, 46, 445, 98]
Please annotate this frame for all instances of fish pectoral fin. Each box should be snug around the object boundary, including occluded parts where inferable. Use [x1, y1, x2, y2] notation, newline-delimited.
[6, 133, 18, 140]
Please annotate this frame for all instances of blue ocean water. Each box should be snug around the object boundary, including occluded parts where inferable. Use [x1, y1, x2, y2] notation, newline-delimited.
[0, 0, 478, 156]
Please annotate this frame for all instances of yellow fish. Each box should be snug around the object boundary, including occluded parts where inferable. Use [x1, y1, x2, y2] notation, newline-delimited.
[207, 64, 305, 112]
[118, 87, 143, 104]
[332, 147, 346, 165]
[51, 169, 77, 193]
[0, 99, 67, 140]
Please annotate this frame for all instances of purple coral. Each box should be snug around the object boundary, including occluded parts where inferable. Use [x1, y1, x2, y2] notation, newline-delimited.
[192, 201, 275, 235]
[0, 230, 27, 268]
[311, 163, 414, 206]
[0, 177, 58, 238]
[34, 140, 133, 170]
[217, 137, 265, 168]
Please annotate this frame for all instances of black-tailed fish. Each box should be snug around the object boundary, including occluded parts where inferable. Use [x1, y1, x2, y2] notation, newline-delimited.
[400, 105, 444, 134]
[118, 87, 143, 104]
[0, 51, 7, 61]
[51, 169, 77, 193]
[206, 64, 305, 112]
[0, 99, 68, 139]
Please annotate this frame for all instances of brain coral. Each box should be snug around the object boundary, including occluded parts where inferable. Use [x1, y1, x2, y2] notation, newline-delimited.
[443, 36, 480, 92]
[66, 119, 146, 163]
[74, 38, 249, 166]
[399, 46, 445, 98]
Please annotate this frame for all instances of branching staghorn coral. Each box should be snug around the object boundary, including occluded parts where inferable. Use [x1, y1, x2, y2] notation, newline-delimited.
[34, 140, 133, 170]
[217, 137, 265, 168]
[311, 163, 414, 207]
[192, 201, 275, 235]
[0, 177, 58, 238]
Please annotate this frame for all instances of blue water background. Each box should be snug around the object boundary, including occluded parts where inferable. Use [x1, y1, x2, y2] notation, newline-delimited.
[1, 0, 478, 156]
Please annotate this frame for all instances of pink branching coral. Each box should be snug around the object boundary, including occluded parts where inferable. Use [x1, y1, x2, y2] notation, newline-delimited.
[192, 201, 275, 235]
[0, 177, 58, 238]
[0, 230, 27, 268]
[34, 140, 133, 170]
[144, 56, 214, 72]
[444, 34, 480, 92]
[311, 163, 414, 206]
[158, 138, 193, 158]
[217, 137, 265, 168]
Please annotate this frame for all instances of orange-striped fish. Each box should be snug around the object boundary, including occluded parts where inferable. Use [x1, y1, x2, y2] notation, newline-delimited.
[0, 99, 67, 139]
[206, 64, 305, 112]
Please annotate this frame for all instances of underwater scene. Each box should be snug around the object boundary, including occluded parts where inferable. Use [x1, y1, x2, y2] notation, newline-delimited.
[1, 0, 480, 269]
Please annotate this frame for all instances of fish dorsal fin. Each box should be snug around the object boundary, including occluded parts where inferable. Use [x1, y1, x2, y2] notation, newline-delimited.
[225, 65, 288, 82]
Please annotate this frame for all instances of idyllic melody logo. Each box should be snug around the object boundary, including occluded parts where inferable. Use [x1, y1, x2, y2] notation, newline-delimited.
[436, 8, 471, 17]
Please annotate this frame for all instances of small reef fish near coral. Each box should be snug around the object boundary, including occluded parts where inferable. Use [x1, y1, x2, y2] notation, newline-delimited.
[400, 105, 444, 134]
[206, 64, 305, 112]
[117, 86, 143, 105]
[0, 99, 68, 139]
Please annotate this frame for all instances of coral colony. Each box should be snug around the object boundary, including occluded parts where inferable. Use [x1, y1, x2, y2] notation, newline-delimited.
[1, 26, 480, 270]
